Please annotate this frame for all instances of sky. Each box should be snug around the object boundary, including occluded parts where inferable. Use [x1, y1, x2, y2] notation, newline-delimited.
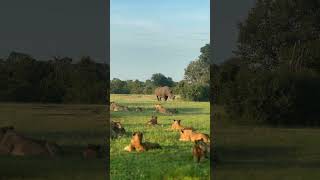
[0, 0, 108, 63]
[111, 0, 210, 81]
[213, 0, 255, 63]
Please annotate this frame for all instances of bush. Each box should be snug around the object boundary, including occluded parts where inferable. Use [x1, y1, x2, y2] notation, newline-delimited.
[224, 69, 320, 126]
[178, 82, 209, 102]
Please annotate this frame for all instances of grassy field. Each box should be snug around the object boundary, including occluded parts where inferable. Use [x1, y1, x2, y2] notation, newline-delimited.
[0, 103, 106, 180]
[110, 94, 210, 180]
[213, 106, 320, 180]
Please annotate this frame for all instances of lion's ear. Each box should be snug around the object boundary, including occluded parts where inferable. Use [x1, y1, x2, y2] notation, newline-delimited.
[178, 120, 181, 123]
[132, 132, 136, 136]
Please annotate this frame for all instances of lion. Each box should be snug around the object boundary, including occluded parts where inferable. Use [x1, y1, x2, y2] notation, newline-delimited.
[83, 144, 102, 159]
[0, 128, 61, 157]
[179, 129, 210, 143]
[146, 116, 158, 126]
[124, 132, 161, 152]
[154, 104, 177, 115]
[110, 102, 129, 112]
[111, 120, 126, 139]
[171, 120, 194, 131]
[192, 138, 210, 163]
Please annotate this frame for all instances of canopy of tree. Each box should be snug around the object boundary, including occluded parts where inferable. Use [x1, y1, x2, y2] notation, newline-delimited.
[212, 0, 320, 126]
[0, 52, 109, 104]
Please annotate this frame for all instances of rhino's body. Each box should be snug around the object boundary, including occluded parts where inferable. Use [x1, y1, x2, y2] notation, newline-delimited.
[154, 86, 175, 101]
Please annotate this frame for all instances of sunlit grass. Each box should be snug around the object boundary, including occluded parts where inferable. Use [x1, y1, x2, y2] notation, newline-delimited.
[110, 94, 210, 180]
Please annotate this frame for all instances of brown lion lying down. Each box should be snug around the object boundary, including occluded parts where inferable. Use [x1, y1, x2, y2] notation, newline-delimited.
[124, 132, 161, 152]
[110, 102, 129, 112]
[179, 128, 210, 143]
[154, 104, 177, 115]
[0, 126, 61, 157]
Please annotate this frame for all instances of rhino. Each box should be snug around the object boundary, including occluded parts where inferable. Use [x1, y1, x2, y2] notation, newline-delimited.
[155, 86, 175, 101]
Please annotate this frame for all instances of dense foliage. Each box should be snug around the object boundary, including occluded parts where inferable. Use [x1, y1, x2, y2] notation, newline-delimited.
[0, 52, 109, 104]
[212, 0, 320, 126]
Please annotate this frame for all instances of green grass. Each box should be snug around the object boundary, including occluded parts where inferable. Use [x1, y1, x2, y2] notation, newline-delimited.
[213, 106, 320, 180]
[110, 94, 210, 180]
[0, 103, 106, 180]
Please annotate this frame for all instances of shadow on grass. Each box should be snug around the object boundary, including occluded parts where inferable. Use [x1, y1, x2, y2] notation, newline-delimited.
[215, 145, 320, 169]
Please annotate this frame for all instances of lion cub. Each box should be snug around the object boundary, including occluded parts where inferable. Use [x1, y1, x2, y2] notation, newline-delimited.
[192, 138, 210, 163]
[179, 129, 210, 143]
[124, 132, 161, 152]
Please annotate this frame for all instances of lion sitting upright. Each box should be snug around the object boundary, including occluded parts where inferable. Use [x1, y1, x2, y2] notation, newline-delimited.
[179, 128, 210, 143]
[124, 132, 161, 152]
[171, 120, 194, 131]
[192, 138, 210, 163]
[146, 116, 158, 126]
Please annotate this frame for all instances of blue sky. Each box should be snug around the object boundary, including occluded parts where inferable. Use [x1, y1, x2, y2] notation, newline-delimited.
[111, 0, 210, 81]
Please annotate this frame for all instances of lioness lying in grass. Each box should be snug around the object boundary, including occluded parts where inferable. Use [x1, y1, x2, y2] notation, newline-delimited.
[179, 128, 210, 143]
[110, 102, 129, 112]
[154, 104, 177, 115]
[192, 138, 210, 163]
[124, 132, 161, 152]
[0, 127, 61, 157]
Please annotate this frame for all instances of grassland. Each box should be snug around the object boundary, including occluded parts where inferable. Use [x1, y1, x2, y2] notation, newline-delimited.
[213, 106, 320, 180]
[0, 103, 106, 180]
[110, 94, 210, 180]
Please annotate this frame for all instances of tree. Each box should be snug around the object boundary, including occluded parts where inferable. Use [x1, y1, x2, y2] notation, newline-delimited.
[151, 73, 174, 87]
[237, 0, 320, 72]
[110, 78, 130, 94]
[184, 44, 211, 85]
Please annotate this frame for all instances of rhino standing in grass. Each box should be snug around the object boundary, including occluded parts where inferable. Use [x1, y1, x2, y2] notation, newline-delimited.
[155, 86, 175, 101]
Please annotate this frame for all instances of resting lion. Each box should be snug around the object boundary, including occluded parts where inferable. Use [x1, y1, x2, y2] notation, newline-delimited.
[0, 127, 61, 157]
[179, 128, 210, 143]
[124, 132, 161, 152]
[154, 104, 177, 115]
[110, 102, 129, 112]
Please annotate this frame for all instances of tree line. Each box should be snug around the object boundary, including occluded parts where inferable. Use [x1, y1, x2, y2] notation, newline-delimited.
[111, 44, 210, 101]
[0, 52, 109, 104]
[212, 0, 320, 127]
